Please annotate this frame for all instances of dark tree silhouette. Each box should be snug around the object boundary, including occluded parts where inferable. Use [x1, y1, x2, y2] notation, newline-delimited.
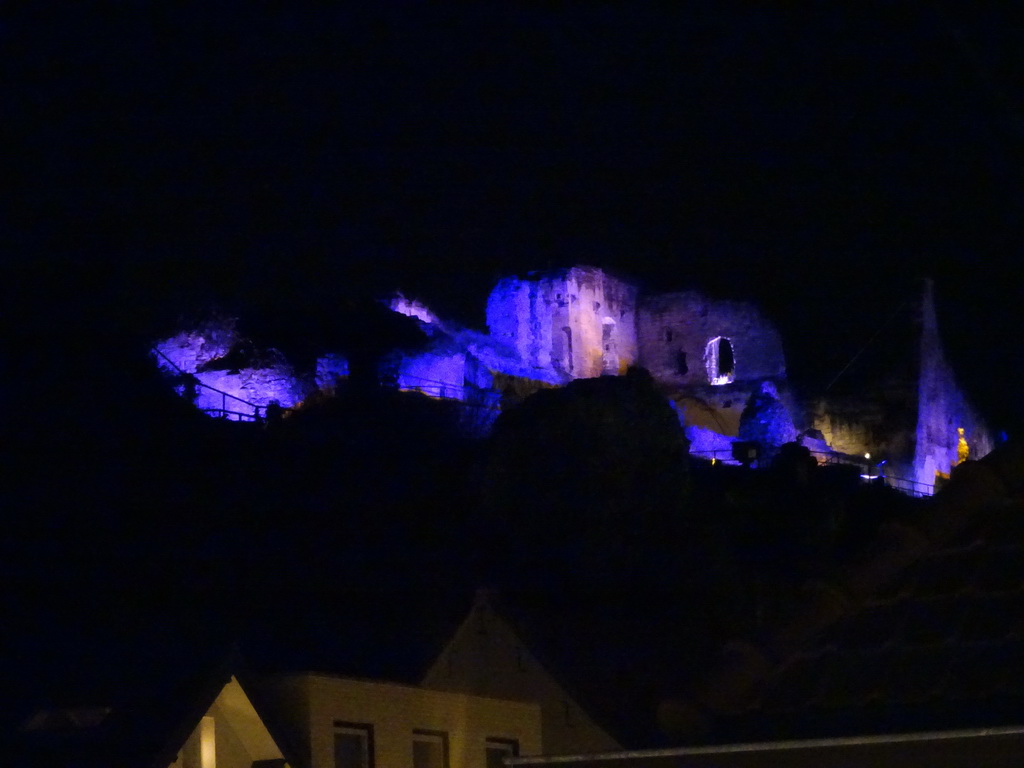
[479, 367, 691, 590]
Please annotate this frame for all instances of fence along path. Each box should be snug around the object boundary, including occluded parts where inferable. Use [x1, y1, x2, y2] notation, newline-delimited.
[152, 347, 266, 422]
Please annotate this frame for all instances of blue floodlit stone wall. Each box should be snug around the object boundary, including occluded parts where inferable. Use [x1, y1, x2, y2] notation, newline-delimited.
[913, 282, 993, 487]
[154, 328, 309, 417]
[486, 266, 638, 379]
[636, 291, 787, 389]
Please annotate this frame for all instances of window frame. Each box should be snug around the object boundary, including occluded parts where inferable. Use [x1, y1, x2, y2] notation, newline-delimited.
[412, 728, 450, 768]
[485, 737, 520, 768]
[333, 721, 375, 768]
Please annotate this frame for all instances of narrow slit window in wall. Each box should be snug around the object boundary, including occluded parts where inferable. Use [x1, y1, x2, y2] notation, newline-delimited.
[601, 318, 618, 374]
[562, 327, 573, 373]
[676, 350, 688, 376]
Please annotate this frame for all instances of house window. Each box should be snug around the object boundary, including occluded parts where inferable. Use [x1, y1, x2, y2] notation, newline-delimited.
[335, 722, 374, 768]
[705, 336, 735, 385]
[413, 730, 449, 768]
[485, 738, 519, 768]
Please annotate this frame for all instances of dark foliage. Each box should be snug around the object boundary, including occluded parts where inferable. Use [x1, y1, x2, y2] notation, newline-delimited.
[479, 368, 691, 591]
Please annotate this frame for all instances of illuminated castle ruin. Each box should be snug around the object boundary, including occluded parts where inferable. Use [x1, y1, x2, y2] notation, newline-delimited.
[154, 267, 991, 494]
[486, 266, 639, 378]
[811, 280, 993, 492]
[400, 266, 791, 453]
[637, 289, 790, 453]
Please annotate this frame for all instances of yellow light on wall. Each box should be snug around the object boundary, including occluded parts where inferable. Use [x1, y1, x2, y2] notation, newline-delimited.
[957, 427, 969, 464]
[200, 716, 216, 768]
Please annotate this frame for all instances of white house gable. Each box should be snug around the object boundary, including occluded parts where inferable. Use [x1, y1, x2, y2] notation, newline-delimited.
[421, 592, 620, 756]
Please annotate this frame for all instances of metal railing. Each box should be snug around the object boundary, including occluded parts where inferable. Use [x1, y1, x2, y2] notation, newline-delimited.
[691, 447, 934, 497]
[808, 451, 934, 497]
[197, 397, 266, 422]
[876, 474, 934, 498]
[388, 373, 503, 412]
[152, 347, 267, 422]
[689, 449, 743, 465]
[390, 373, 468, 401]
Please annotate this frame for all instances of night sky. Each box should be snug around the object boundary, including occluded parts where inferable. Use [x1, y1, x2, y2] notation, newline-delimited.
[10, 4, 1024, 427]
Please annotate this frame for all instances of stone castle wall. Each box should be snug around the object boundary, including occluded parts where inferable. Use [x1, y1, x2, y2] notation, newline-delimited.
[637, 291, 787, 389]
[486, 271, 795, 452]
[486, 266, 638, 379]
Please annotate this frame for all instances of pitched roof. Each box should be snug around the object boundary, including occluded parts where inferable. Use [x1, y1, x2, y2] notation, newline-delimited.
[463, 588, 714, 749]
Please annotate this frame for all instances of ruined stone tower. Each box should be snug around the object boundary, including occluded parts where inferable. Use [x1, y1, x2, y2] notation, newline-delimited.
[486, 266, 639, 379]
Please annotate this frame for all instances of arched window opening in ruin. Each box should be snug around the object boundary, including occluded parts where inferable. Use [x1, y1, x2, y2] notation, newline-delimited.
[602, 318, 618, 374]
[705, 336, 735, 385]
[664, 328, 673, 343]
[676, 350, 688, 376]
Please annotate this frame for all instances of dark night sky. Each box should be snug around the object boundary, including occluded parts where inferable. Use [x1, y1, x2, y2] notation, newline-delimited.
[9, 3, 1024, 429]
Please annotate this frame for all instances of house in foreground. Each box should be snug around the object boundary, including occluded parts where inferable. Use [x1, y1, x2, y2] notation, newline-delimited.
[14, 660, 541, 768]
[421, 589, 622, 757]
[16, 664, 296, 768]
[256, 672, 541, 768]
